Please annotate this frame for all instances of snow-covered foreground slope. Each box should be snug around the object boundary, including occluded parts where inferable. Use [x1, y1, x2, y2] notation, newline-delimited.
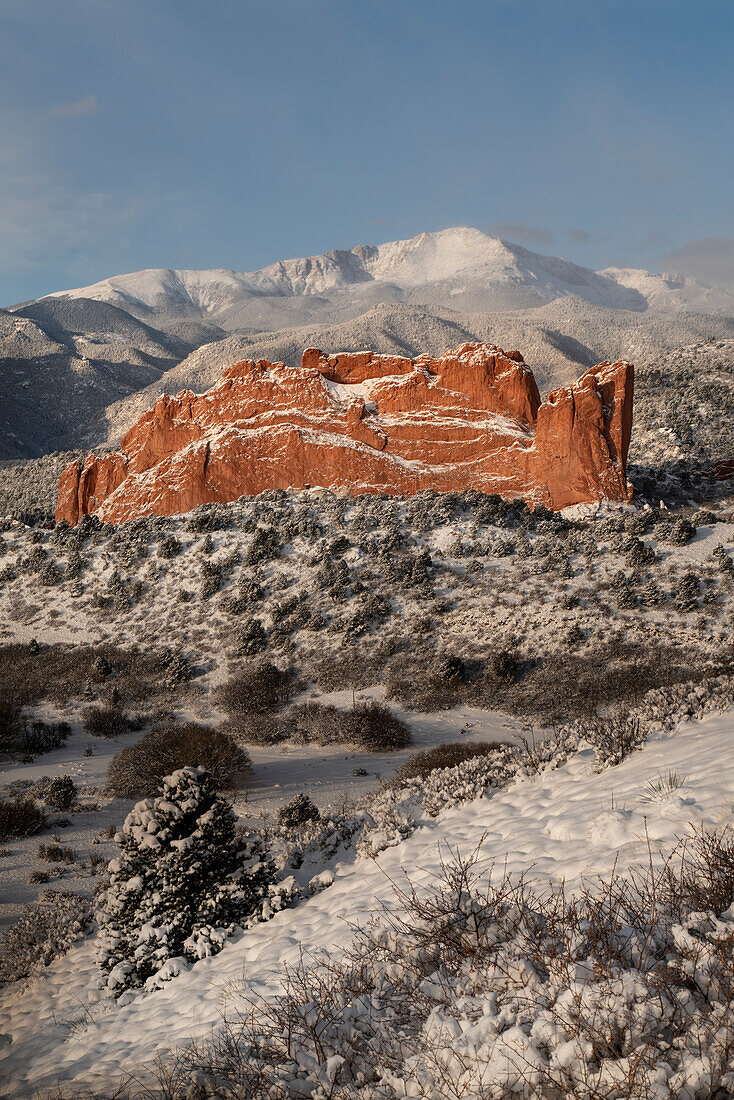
[1, 709, 733, 1096]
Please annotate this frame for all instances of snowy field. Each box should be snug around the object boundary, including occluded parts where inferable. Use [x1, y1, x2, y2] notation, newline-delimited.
[1, 497, 732, 672]
[0, 690, 524, 928]
[0, 491, 732, 1095]
[0, 706, 732, 1097]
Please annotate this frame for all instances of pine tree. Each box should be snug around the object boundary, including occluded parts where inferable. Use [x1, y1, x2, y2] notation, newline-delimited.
[234, 616, 267, 655]
[609, 569, 637, 609]
[97, 766, 274, 996]
[713, 544, 734, 576]
[674, 571, 701, 613]
[639, 577, 665, 607]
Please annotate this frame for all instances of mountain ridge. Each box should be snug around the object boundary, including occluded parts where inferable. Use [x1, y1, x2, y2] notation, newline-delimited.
[2, 227, 733, 462]
[32, 227, 734, 322]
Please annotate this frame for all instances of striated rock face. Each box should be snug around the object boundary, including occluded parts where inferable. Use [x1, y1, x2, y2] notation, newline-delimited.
[55, 343, 634, 525]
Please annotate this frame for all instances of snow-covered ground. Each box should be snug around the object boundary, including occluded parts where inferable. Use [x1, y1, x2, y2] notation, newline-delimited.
[241, 690, 526, 813]
[0, 692, 523, 928]
[1, 706, 732, 1098]
[1, 498, 731, 675]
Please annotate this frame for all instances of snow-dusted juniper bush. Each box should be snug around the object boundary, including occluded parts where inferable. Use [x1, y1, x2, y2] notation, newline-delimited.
[97, 766, 274, 996]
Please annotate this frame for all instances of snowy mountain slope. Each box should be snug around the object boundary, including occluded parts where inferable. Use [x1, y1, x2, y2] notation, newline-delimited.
[100, 298, 734, 448]
[37, 227, 734, 323]
[0, 307, 66, 361]
[0, 309, 75, 457]
[2, 289, 734, 461]
[0, 300, 221, 460]
[1, 707, 732, 1097]
[100, 303, 487, 443]
[3, 226, 734, 460]
[600, 265, 734, 314]
[12, 297, 192, 359]
[361, 228, 643, 309]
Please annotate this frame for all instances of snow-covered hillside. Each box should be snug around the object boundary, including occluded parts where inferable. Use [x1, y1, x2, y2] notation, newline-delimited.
[1, 708, 733, 1097]
[4, 225, 734, 461]
[0, 489, 732, 1097]
[600, 266, 734, 314]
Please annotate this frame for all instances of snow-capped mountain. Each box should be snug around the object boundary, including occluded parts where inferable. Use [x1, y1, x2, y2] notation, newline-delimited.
[40, 227, 734, 322]
[599, 265, 734, 313]
[3, 226, 734, 461]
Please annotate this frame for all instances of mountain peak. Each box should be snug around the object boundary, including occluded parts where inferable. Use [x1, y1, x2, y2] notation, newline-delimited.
[30, 226, 734, 322]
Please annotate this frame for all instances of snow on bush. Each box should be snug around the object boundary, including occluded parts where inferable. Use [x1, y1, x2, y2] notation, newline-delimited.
[0, 890, 93, 984]
[358, 746, 521, 858]
[268, 810, 366, 883]
[584, 713, 644, 769]
[97, 766, 276, 998]
[356, 673, 734, 864]
[522, 675, 734, 780]
[393, 739, 513, 782]
[92, 677, 734, 1001]
[636, 675, 734, 733]
[162, 834, 734, 1100]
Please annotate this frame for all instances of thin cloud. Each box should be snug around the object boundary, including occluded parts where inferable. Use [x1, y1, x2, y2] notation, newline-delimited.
[661, 236, 734, 288]
[40, 94, 97, 122]
[567, 228, 594, 244]
[489, 221, 555, 247]
[0, 106, 141, 289]
[639, 231, 674, 251]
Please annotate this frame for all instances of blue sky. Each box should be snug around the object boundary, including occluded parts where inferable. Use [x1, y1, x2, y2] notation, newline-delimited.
[1, 0, 733, 305]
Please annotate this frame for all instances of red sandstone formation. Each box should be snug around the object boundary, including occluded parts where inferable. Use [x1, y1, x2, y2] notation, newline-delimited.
[55, 343, 634, 525]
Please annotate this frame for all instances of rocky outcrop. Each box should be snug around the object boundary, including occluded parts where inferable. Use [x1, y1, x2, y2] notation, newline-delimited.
[55, 343, 634, 525]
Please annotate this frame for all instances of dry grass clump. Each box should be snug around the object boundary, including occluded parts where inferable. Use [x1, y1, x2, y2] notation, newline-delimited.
[392, 739, 513, 783]
[107, 723, 251, 798]
[346, 701, 411, 752]
[218, 714, 286, 746]
[37, 842, 75, 864]
[16, 718, 71, 757]
[220, 699, 410, 753]
[280, 701, 344, 745]
[82, 705, 132, 739]
[0, 642, 195, 709]
[0, 794, 45, 841]
[214, 660, 299, 716]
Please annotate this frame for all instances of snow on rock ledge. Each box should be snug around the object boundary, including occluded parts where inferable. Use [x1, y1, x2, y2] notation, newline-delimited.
[55, 343, 634, 525]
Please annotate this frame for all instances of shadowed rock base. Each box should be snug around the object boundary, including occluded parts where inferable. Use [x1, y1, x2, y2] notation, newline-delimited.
[56, 343, 634, 525]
